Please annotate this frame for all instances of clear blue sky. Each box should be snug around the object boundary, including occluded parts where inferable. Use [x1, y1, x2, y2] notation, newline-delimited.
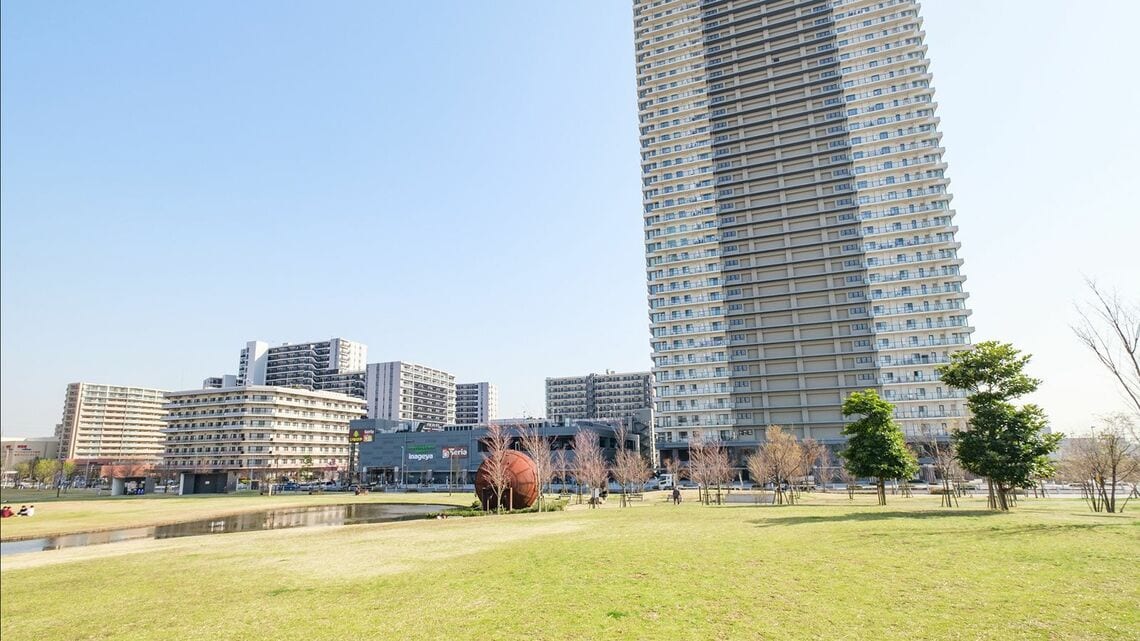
[2, 1, 1137, 437]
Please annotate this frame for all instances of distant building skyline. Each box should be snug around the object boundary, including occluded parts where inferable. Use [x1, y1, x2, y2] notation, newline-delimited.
[2, 2, 1137, 438]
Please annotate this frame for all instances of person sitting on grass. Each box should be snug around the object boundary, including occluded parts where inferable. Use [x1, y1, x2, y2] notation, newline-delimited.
[0, 504, 12, 518]
[26, 505, 35, 517]
[16, 505, 28, 517]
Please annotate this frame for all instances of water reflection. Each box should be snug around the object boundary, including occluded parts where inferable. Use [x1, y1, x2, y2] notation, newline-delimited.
[1, 503, 447, 556]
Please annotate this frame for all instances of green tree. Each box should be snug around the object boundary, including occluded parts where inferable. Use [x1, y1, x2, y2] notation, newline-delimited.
[938, 341, 1063, 511]
[57, 459, 79, 497]
[14, 461, 32, 484]
[840, 389, 918, 506]
[299, 455, 314, 482]
[33, 458, 59, 486]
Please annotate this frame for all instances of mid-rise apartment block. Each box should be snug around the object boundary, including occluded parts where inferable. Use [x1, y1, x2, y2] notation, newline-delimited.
[57, 383, 168, 463]
[455, 382, 499, 425]
[365, 361, 456, 426]
[161, 385, 366, 492]
[236, 338, 367, 398]
[634, 0, 973, 458]
[545, 371, 653, 423]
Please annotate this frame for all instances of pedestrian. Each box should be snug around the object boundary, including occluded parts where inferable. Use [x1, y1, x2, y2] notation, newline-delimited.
[672, 487, 681, 505]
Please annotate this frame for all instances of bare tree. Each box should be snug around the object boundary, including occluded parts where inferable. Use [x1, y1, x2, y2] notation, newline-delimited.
[746, 425, 803, 505]
[479, 422, 512, 513]
[707, 440, 732, 505]
[519, 423, 554, 512]
[837, 464, 857, 500]
[918, 428, 960, 508]
[688, 436, 729, 505]
[552, 447, 570, 497]
[663, 456, 684, 489]
[801, 438, 828, 492]
[610, 428, 653, 507]
[1059, 414, 1140, 513]
[1073, 279, 1140, 421]
[573, 430, 608, 508]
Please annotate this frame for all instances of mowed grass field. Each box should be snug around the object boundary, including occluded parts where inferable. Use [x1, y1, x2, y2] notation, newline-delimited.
[2, 493, 1137, 641]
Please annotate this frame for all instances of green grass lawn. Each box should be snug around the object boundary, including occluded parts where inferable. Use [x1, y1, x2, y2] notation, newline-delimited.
[2, 493, 1137, 641]
[0, 490, 474, 540]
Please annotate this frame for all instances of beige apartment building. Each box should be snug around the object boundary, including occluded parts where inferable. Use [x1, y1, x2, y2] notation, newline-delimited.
[56, 383, 168, 463]
[162, 386, 366, 490]
[635, 0, 973, 461]
[546, 371, 653, 423]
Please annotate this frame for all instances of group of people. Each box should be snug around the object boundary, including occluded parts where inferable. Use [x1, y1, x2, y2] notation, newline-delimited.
[1, 504, 35, 518]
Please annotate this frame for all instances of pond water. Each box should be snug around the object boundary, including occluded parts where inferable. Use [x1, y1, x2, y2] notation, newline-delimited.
[0, 503, 450, 556]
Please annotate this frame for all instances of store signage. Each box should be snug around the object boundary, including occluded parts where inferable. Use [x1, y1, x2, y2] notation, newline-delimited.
[348, 429, 376, 443]
[407, 445, 434, 461]
[442, 447, 468, 459]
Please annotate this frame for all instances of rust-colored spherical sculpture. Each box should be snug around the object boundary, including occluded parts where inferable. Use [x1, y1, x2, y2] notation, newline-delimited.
[475, 450, 539, 510]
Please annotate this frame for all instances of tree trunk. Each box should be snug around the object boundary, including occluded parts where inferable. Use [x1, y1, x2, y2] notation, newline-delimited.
[876, 477, 886, 506]
[986, 478, 997, 510]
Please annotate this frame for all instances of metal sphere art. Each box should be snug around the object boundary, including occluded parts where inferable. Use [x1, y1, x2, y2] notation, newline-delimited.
[474, 450, 539, 510]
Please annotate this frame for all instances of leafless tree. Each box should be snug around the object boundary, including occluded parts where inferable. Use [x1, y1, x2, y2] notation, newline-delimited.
[479, 422, 513, 513]
[519, 423, 554, 512]
[663, 456, 684, 488]
[837, 464, 857, 499]
[918, 427, 960, 508]
[1073, 279, 1140, 421]
[552, 448, 570, 496]
[1059, 414, 1140, 513]
[802, 438, 829, 492]
[687, 435, 729, 505]
[610, 428, 653, 507]
[574, 429, 608, 508]
[745, 425, 803, 505]
[708, 440, 732, 505]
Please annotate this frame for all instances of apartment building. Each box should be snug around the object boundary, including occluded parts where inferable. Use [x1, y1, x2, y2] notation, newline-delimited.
[365, 361, 456, 426]
[56, 383, 168, 463]
[634, 0, 973, 459]
[161, 386, 366, 491]
[236, 338, 367, 398]
[455, 382, 499, 425]
[545, 371, 653, 423]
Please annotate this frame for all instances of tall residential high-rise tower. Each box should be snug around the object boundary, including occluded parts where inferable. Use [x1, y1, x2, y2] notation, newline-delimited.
[635, 0, 973, 462]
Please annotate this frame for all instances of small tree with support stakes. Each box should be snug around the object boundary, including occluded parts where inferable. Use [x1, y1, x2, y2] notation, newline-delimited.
[840, 389, 918, 506]
[519, 423, 554, 512]
[479, 423, 512, 514]
[573, 430, 607, 508]
[938, 341, 1062, 511]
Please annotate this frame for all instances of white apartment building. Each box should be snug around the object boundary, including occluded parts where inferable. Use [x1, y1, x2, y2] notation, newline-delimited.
[161, 386, 366, 486]
[236, 338, 367, 398]
[56, 383, 168, 463]
[545, 371, 653, 423]
[634, 0, 973, 461]
[366, 361, 456, 426]
[455, 382, 499, 425]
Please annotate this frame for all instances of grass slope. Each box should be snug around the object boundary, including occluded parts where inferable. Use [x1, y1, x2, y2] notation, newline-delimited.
[2, 494, 1137, 641]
